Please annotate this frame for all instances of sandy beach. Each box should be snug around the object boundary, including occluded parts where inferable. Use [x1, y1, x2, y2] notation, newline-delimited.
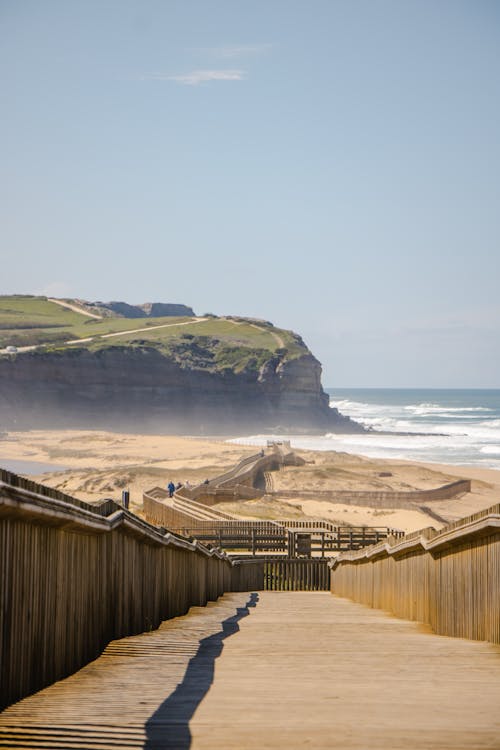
[1, 429, 499, 533]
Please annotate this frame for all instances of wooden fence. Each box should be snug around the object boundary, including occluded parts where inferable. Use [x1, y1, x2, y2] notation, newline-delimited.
[329, 503, 500, 645]
[228, 559, 330, 591]
[271, 478, 471, 509]
[179, 526, 399, 557]
[0, 473, 261, 710]
[264, 559, 330, 591]
[144, 489, 402, 557]
[5, 463, 492, 712]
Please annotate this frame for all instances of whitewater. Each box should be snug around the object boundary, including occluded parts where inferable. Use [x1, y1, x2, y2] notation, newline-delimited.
[232, 389, 500, 471]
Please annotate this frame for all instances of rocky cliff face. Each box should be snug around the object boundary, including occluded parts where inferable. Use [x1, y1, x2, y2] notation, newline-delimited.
[0, 346, 362, 434]
[94, 301, 195, 318]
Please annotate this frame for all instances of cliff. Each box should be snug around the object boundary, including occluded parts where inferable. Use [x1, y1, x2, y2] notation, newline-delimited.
[0, 345, 361, 434]
[94, 301, 195, 318]
[0, 295, 362, 434]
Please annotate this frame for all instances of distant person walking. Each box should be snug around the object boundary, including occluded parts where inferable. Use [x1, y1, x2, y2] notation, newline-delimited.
[167, 481, 175, 498]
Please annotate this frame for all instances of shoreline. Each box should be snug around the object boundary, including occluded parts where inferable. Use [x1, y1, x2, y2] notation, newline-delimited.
[0, 428, 499, 533]
[4, 428, 500, 474]
[228, 433, 500, 472]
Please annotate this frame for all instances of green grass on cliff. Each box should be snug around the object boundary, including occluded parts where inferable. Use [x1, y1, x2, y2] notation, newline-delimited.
[0, 296, 87, 344]
[0, 296, 194, 346]
[0, 296, 307, 368]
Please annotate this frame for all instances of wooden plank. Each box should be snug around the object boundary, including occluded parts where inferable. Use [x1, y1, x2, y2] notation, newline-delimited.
[2, 593, 500, 749]
[330, 528, 500, 645]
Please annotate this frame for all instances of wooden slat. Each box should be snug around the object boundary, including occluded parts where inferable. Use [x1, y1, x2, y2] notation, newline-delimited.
[329, 506, 500, 645]
[0, 478, 264, 711]
[262, 559, 330, 591]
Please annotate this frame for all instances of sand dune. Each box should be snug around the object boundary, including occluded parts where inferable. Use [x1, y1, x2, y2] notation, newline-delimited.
[1, 429, 499, 532]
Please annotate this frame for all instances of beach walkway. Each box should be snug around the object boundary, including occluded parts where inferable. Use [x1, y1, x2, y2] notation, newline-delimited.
[1, 592, 500, 749]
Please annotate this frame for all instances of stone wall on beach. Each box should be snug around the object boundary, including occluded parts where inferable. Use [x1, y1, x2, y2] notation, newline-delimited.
[0, 346, 362, 434]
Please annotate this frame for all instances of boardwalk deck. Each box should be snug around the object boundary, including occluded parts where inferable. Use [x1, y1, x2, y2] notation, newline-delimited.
[1, 592, 500, 749]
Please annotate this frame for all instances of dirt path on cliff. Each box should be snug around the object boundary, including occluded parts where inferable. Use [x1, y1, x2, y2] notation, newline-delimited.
[47, 298, 103, 319]
[231, 319, 285, 348]
[1, 312, 285, 356]
[96, 317, 208, 341]
[0, 317, 209, 355]
[250, 323, 285, 348]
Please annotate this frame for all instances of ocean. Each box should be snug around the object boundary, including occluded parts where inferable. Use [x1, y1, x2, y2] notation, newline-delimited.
[232, 389, 500, 471]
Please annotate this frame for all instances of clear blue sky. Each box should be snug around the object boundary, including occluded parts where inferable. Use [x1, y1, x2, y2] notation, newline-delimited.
[2, 1, 499, 387]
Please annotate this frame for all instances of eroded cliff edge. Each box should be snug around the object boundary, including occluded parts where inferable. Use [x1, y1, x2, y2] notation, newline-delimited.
[0, 297, 363, 434]
[0, 345, 362, 434]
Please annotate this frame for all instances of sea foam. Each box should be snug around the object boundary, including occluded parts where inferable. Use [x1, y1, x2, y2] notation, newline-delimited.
[231, 389, 500, 470]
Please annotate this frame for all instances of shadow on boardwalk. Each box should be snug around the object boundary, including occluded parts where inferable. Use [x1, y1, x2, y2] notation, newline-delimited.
[144, 593, 259, 749]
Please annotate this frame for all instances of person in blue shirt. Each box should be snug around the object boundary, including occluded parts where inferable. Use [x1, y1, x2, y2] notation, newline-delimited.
[167, 481, 175, 497]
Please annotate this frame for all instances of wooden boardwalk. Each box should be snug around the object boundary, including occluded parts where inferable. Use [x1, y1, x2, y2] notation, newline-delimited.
[1, 592, 500, 749]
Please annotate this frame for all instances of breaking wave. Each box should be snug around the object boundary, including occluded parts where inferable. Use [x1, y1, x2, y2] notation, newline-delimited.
[231, 389, 500, 470]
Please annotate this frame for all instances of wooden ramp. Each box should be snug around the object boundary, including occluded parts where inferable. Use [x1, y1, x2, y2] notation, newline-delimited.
[1, 592, 500, 749]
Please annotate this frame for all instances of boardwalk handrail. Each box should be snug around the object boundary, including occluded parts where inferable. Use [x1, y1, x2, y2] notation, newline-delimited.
[0, 467, 115, 515]
[0, 470, 263, 710]
[329, 502, 500, 562]
[178, 444, 297, 502]
[0, 478, 231, 556]
[143, 486, 403, 555]
[180, 451, 264, 499]
[269, 478, 471, 506]
[145, 487, 403, 536]
[329, 502, 500, 645]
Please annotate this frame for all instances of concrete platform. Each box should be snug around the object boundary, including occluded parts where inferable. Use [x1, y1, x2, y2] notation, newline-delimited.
[1, 592, 500, 749]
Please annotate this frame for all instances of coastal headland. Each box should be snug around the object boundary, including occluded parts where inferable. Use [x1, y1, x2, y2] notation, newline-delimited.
[0, 295, 360, 434]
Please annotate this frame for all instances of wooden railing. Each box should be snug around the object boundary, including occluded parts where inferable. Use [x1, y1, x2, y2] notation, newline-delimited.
[264, 559, 330, 590]
[143, 491, 281, 534]
[281, 517, 402, 538]
[181, 524, 290, 554]
[0, 467, 113, 514]
[144, 487, 402, 556]
[329, 503, 500, 645]
[180, 451, 265, 500]
[0, 472, 262, 710]
[226, 559, 330, 591]
[177, 444, 301, 504]
[0, 468, 336, 711]
[270, 479, 471, 508]
[182, 525, 402, 556]
[4, 460, 496, 716]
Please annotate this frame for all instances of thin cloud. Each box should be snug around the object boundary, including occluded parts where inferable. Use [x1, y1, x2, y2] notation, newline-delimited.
[205, 43, 272, 58]
[142, 69, 246, 86]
